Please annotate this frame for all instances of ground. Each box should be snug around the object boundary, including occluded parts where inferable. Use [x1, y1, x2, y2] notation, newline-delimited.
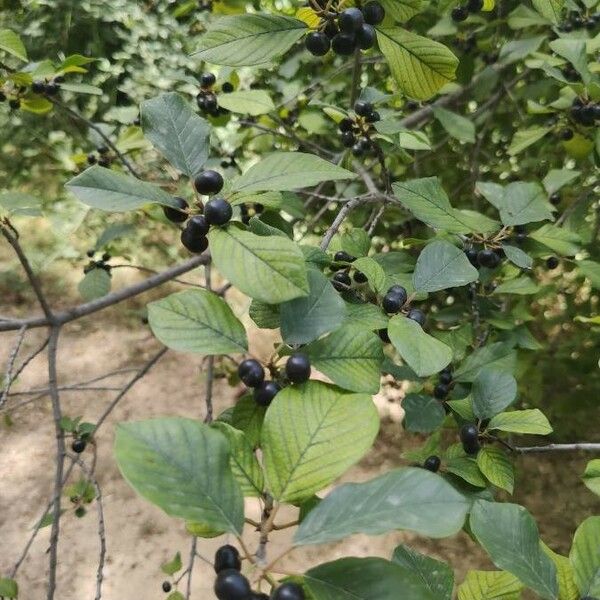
[0, 275, 597, 599]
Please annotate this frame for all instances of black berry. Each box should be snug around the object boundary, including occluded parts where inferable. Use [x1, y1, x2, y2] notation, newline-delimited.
[407, 309, 426, 327]
[272, 582, 305, 600]
[222, 82, 234, 93]
[194, 170, 224, 195]
[439, 371, 452, 385]
[180, 224, 208, 254]
[200, 72, 216, 88]
[305, 32, 330, 56]
[87, 153, 97, 165]
[362, 1, 385, 25]
[559, 128, 574, 141]
[549, 192, 561, 205]
[477, 249, 501, 269]
[354, 100, 374, 117]
[214, 545, 241, 573]
[382, 292, 403, 314]
[460, 423, 480, 455]
[238, 359, 265, 388]
[214, 569, 252, 600]
[331, 33, 356, 55]
[71, 438, 86, 454]
[163, 197, 189, 223]
[339, 7, 364, 33]
[341, 131, 356, 147]
[162, 581, 172, 593]
[331, 271, 351, 291]
[546, 256, 559, 270]
[433, 383, 449, 399]
[45, 82, 60, 95]
[285, 353, 311, 384]
[254, 381, 281, 406]
[365, 110, 380, 122]
[32, 80, 46, 94]
[353, 270, 368, 283]
[386, 285, 408, 306]
[334, 250, 355, 262]
[356, 24, 376, 50]
[188, 215, 210, 236]
[338, 118, 354, 132]
[465, 248, 479, 267]
[424, 455, 441, 472]
[204, 198, 232, 226]
[451, 6, 469, 21]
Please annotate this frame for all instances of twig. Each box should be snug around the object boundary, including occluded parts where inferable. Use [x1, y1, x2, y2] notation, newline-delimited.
[185, 537, 197, 600]
[320, 197, 369, 251]
[349, 48, 362, 106]
[0, 325, 27, 408]
[515, 443, 600, 453]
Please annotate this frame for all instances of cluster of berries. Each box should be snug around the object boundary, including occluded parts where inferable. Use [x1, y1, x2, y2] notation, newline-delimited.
[196, 72, 233, 117]
[570, 97, 600, 128]
[338, 100, 380, 157]
[381, 284, 426, 326]
[163, 170, 232, 254]
[433, 366, 453, 400]
[87, 145, 113, 168]
[305, 1, 385, 57]
[83, 250, 112, 276]
[451, 0, 484, 22]
[238, 353, 311, 407]
[212, 545, 305, 600]
[460, 423, 481, 455]
[465, 247, 503, 269]
[329, 251, 363, 291]
[32, 76, 64, 96]
[558, 9, 600, 31]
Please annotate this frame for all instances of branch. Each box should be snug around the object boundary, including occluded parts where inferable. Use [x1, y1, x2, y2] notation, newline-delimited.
[515, 443, 600, 454]
[0, 254, 210, 332]
[0, 325, 27, 409]
[320, 196, 372, 251]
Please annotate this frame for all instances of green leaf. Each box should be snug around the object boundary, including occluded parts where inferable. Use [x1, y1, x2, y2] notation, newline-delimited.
[147, 289, 247, 355]
[472, 368, 517, 418]
[280, 269, 346, 344]
[393, 178, 498, 234]
[402, 394, 446, 433]
[482, 181, 553, 226]
[217, 90, 274, 116]
[508, 126, 552, 156]
[262, 381, 378, 503]
[530, 224, 580, 256]
[0, 578, 18, 598]
[304, 325, 384, 394]
[294, 467, 470, 545]
[493, 277, 539, 295]
[454, 342, 517, 383]
[413, 240, 479, 293]
[0, 191, 42, 216]
[488, 409, 553, 435]
[577, 261, 600, 290]
[304, 557, 438, 600]
[114, 418, 244, 534]
[232, 152, 354, 193]
[352, 257, 387, 294]
[549, 38, 590, 84]
[66, 166, 177, 212]
[59, 82, 103, 95]
[458, 570, 523, 600]
[376, 28, 458, 100]
[392, 545, 454, 600]
[343, 302, 389, 331]
[570, 516, 600, 598]
[542, 544, 579, 600]
[339, 228, 372, 257]
[249, 300, 280, 329]
[477, 447, 514, 494]
[0, 29, 27, 60]
[379, 0, 426, 22]
[531, 0, 565, 23]
[166, 592, 185, 600]
[231, 394, 266, 448]
[388, 315, 452, 377]
[446, 457, 488, 487]
[193, 14, 307, 66]
[212, 422, 264, 497]
[78, 268, 111, 301]
[542, 169, 580, 195]
[582, 459, 600, 497]
[432, 107, 476, 143]
[470, 500, 558, 600]
[502, 244, 533, 270]
[208, 226, 309, 303]
[161, 552, 182, 576]
[141, 92, 210, 178]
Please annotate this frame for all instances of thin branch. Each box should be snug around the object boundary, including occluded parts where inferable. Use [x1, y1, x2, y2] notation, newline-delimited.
[320, 197, 370, 251]
[0, 325, 27, 409]
[349, 48, 362, 106]
[515, 443, 600, 453]
[185, 537, 197, 600]
[0, 254, 210, 332]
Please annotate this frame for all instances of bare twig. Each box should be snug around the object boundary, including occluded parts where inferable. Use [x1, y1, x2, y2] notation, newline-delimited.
[515, 443, 600, 453]
[320, 197, 370, 251]
[1, 325, 27, 408]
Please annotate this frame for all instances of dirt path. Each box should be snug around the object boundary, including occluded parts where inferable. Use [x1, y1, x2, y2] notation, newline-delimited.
[0, 322, 596, 599]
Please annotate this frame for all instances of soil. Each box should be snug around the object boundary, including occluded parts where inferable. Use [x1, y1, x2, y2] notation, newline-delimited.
[0, 305, 597, 599]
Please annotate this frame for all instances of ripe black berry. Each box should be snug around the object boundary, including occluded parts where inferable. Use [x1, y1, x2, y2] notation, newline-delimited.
[424, 455, 441, 472]
[387, 285, 408, 306]
[254, 381, 281, 406]
[163, 197, 189, 223]
[549, 192, 561, 205]
[451, 6, 469, 21]
[559, 128, 574, 141]
[433, 383, 449, 400]
[272, 582, 305, 600]
[341, 131, 356, 147]
[162, 581, 172, 593]
[285, 353, 311, 384]
[465, 248, 479, 267]
[222, 82, 234, 93]
[356, 24, 376, 50]
[324, 20, 339, 38]
[466, 0, 483, 12]
[546, 256, 559, 270]
[214, 569, 252, 600]
[71, 438, 86, 454]
[194, 170, 224, 195]
[331, 271, 351, 291]
[362, 1, 385, 25]
[238, 359, 265, 388]
[98, 157, 111, 168]
[338, 118, 354, 132]
[354, 100, 374, 117]
[204, 198, 232, 226]
[339, 7, 364, 33]
[439, 371, 452, 385]
[382, 292, 402, 314]
[331, 33, 356, 55]
[477, 249, 501, 269]
[87, 153, 97, 165]
[75, 506, 86, 517]
[407, 309, 426, 327]
[45, 82, 60, 95]
[353, 270, 368, 283]
[180, 224, 208, 254]
[334, 251, 355, 263]
[32, 80, 46, 94]
[200, 72, 216, 88]
[365, 110, 380, 122]
[305, 32, 330, 56]
[214, 545, 241, 573]
[460, 423, 480, 455]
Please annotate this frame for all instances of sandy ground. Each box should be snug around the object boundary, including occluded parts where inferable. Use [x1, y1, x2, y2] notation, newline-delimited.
[0, 312, 597, 599]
